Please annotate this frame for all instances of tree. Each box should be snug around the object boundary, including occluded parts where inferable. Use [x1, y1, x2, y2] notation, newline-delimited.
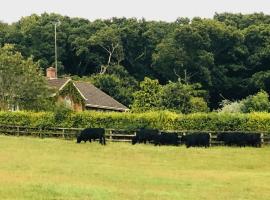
[152, 19, 214, 86]
[7, 13, 69, 73]
[88, 65, 138, 107]
[160, 82, 208, 113]
[3, 12, 270, 110]
[89, 25, 124, 74]
[132, 77, 162, 111]
[241, 90, 270, 113]
[0, 21, 8, 46]
[250, 71, 270, 93]
[0, 44, 51, 111]
[214, 12, 270, 29]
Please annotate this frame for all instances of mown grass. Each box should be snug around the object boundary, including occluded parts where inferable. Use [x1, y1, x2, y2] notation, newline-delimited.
[0, 135, 270, 200]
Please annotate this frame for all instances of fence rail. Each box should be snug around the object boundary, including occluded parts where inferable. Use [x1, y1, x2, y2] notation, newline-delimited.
[0, 124, 270, 145]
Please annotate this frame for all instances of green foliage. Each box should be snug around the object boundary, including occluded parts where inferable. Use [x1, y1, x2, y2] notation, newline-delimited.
[132, 79, 209, 113]
[160, 82, 191, 113]
[250, 70, 270, 93]
[214, 12, 270, 29]
[89, 25, 124, 74]
[132, 77, 162, 111]
[218, 91, 270, 113]
[0, 111, 55, 128]
[0, 44, 51, 111]
[1, 111, 270, 132]
[2, 13, 270, 109]
[190, 97, 209, 113]
[160, 82, 208, 113]
[58, 81, 85, 105]
[218, 100, 244, 113]
[53, 104, 73, 124]
[88, 65, 138, 107]
[241, 90, 270, 113]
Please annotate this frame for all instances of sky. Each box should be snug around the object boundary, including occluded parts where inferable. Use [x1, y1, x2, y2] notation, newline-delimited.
[1, 0, 270, 23]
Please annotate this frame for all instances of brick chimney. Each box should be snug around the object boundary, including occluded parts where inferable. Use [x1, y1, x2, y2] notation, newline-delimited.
[46, 67, 57, 79]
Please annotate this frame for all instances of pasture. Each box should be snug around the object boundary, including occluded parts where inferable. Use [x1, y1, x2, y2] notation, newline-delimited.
[0, 135, 270, 199]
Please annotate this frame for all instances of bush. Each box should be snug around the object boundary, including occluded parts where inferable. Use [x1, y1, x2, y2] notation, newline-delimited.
[218, 91, 270, 113]
[53, 104, 73, 124]
[0, 111, 55, 128]
[241, 90, 270, 113]
[190, 97, 209, 113]
[1, 111, 270, 133]
[218, 100, 244, 113]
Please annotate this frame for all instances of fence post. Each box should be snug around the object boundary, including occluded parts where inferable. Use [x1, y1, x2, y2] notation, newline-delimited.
[16, 126, 19, 136]
[109, 130, 112, 141]
[181, 132, 185, 145]
[39, 127, 42, 138]
[209, 132, 212, 147]
[261, 133, 264, 147]
[62, 129, 65, 139]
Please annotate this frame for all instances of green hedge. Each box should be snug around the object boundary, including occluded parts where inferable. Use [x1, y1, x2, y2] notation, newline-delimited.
[0, 111, 270, 132]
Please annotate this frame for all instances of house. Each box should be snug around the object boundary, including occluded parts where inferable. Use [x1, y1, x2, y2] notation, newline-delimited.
[46, 67, 129, 112]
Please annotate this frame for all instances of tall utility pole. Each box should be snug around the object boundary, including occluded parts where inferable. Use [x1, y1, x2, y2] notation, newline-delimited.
[54, 20, 61, 78]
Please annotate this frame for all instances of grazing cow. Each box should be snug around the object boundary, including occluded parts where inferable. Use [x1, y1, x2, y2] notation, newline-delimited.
[181, 133, 210, 148]
[217, 132, 246, 147]
[246, 133, 261, 147]
[153, 132, 180, 146]
[132, 128, 159, 145]
[77, 128, 106, 145]
[217, 132, 261, 147]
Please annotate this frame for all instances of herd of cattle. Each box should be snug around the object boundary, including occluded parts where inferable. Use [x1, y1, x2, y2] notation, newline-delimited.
[76, 128, 262, 148]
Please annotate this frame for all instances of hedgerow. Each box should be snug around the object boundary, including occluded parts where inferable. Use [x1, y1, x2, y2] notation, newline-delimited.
[0, 111, 270, 132]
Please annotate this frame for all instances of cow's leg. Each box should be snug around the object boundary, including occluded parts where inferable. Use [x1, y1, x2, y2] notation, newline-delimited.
[99, 137, 102, 144]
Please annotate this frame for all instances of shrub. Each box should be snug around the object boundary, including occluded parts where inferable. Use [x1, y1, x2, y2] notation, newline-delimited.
[190, 97, 209, 113]
[241, 90, 270, 113]
[53, 104, 72, 125]
[218, 100, 244, 113]
[1, 111, 270, 133]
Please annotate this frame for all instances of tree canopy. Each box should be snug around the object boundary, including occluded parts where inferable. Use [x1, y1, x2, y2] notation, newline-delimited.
[1, 12, 270, 110]
[0, 44, 51, 111]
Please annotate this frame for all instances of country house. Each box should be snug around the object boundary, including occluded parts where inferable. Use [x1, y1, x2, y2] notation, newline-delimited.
[46, 67, 128, 112]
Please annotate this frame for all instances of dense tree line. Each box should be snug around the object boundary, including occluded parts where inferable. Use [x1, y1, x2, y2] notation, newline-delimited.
[1, 12, 270, 110]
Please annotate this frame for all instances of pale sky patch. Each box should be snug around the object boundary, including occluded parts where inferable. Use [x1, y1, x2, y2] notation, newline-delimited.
[1, 0, 270, 23]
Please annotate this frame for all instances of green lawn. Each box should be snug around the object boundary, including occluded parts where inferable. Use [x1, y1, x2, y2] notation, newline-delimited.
[0, 135, 270, 200]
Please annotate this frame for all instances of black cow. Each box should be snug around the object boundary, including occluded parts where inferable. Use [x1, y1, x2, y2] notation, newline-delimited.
[132, 128, 159, 145]
[217, 132, 261, 147]
[77, 128, 106, 145]
[246, 133, 261, 147]
[217, 132, 245, 147]
[153, 132, 180, 146]
[181, 133, 210, 148]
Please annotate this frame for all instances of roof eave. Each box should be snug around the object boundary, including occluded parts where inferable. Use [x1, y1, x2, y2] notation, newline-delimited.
[72, 83, 88, 101]
[85, 103, 129, 112]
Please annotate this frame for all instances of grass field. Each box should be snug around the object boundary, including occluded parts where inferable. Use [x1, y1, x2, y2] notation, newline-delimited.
[0, 135, 270, 200]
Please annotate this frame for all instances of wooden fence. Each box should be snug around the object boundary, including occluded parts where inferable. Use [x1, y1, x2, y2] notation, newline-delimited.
[0, 124, 270, 145]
